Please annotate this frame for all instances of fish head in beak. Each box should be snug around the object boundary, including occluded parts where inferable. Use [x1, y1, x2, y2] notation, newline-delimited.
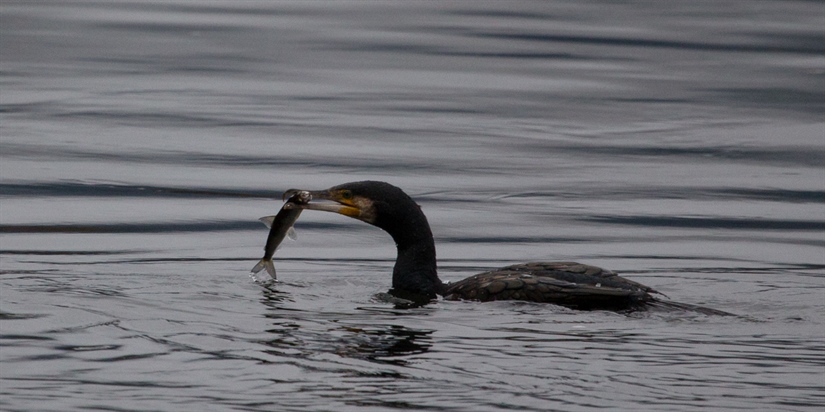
[283, 182, 378, 224]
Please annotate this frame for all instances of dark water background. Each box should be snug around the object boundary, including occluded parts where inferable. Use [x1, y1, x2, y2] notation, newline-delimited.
[1, 1, 823, 411]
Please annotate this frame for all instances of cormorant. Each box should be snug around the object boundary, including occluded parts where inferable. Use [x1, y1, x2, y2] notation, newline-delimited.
[284, 181, 714, 312]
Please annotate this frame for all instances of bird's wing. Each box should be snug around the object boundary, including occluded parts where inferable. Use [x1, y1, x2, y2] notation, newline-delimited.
[443, 262, 656, 308]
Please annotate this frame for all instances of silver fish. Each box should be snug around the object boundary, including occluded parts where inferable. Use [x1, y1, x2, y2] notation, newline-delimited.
[250, 190, 311, 280]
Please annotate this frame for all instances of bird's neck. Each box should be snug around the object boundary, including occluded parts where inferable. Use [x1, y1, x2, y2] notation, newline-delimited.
[392, 238, 441, 297]
[375, 196, 444, 298]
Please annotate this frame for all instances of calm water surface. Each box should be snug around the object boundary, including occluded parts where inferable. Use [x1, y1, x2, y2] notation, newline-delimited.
[1, 1, 824, 411]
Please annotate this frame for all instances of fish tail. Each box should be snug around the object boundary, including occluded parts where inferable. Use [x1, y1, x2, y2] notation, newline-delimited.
[250, 258, 277, 282]
[251, 259, 268, 274]
[264, 260, 277, 279]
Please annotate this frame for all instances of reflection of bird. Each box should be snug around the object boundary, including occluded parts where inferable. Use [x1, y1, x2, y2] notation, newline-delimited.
[285, 181, 692, 311]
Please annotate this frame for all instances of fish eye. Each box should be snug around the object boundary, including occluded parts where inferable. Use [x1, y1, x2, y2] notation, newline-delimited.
[341, 190, 353, 200]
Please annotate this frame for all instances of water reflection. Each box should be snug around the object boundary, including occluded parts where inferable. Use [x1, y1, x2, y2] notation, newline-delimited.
[334, 324, 433, 366]
[259, 284, 295, 306]
[257, 318, 433, 367]
[258, 288, 433, 366]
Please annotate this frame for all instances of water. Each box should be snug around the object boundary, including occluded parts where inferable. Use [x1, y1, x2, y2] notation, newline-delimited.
[1, 1, 823, 411]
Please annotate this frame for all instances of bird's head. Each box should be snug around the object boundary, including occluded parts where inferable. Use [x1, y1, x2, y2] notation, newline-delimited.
[284, 181, 427, 239]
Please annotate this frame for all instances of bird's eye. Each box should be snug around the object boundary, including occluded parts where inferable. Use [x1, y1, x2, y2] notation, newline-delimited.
[341, 190, 353, 200]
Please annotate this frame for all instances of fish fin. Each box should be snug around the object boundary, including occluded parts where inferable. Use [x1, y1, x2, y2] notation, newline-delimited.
[287, 226, 297, 241]
[258, 216, 276, 228]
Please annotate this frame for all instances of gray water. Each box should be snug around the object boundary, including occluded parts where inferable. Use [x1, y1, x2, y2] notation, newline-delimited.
[1, 1, 824, 411]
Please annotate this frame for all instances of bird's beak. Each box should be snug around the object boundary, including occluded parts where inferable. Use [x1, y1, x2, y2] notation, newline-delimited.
[282, 188, 363, 219]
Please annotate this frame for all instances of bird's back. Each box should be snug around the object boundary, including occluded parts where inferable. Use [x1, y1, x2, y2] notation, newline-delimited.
[442, 262, 658, 310]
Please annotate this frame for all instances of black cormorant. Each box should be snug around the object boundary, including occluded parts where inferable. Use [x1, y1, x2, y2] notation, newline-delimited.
[285, 181, 715, 312]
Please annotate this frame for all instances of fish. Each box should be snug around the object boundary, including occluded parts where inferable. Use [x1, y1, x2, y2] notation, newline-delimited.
[250, 190, 311, 281]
